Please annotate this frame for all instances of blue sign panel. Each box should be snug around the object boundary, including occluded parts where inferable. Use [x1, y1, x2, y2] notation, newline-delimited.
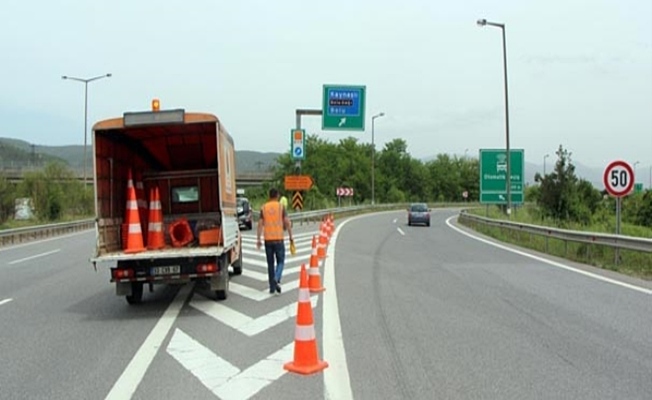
[326, 88, 362, 117]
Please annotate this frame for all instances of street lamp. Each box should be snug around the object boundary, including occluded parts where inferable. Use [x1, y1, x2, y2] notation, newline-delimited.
[464, 148, 469, 159]
[371, 112, 385, 205]
[543, 154, 550, 175]
[477, 18, 511, 215]
[634, 161, 640, 181]
[62, 73, 112, 184]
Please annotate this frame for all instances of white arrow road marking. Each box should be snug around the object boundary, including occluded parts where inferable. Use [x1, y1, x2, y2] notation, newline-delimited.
[229, 279, 301, 301]
[241, 254, 311, 269]
[9, 249, 60, 265]
[105, 283, 193, 400]
[0, 298, 13, 307]
[242, 266, 302, 282]
[167, 328, 294, 400]
[241, 231, 318, 242]
[242, 242, 312, 257]
[189, 294, 318, 336]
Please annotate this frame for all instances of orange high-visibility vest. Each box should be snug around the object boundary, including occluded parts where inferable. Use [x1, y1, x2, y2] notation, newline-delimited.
[261, 201, 284, 241]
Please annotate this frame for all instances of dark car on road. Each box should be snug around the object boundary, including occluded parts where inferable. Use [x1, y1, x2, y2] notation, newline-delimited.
[237, 197, 253, 230]
[408, 202, 430, 226]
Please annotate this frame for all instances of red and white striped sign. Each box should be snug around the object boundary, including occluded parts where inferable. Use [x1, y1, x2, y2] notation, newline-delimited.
[336, 187, 354, 196]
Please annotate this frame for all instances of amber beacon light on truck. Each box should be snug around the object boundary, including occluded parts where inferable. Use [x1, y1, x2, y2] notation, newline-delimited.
[123, 98, 185, 127]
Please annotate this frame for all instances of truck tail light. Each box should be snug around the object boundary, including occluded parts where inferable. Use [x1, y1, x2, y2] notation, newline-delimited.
[112, 268, 134, 280]
[197, 263, 217, 273]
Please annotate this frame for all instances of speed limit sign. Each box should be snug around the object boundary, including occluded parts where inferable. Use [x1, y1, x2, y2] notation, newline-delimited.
[603, 160, 634, 197]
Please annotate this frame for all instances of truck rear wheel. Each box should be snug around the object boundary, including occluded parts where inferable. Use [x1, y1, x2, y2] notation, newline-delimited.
[232, 248, 243, 276]
[215, 275, 229, 300]
[215, 255, 230, 300]
[126, 282, 144, 305]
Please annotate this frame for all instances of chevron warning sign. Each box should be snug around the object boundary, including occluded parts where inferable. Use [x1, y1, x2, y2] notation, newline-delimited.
[292, 191, 303, 211]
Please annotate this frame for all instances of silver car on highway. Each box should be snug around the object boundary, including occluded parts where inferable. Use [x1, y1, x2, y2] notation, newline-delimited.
[407, 202, 430, 226]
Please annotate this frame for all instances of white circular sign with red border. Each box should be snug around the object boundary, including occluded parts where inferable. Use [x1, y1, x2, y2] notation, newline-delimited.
[603, 160, 634, 197]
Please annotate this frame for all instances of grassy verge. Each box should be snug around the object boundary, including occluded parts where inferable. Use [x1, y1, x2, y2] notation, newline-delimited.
[461, 205, 652, 280]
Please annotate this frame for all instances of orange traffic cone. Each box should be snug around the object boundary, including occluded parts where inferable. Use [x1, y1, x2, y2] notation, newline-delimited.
[135, 172, 148, 242]
[124, 170, 146, 253]
[328, 215, 334, 237]
[308, 252, 325, 293]
[147, 186, 165, 250]
[317, 223, 328, 260]
[284, 265, 328, 375]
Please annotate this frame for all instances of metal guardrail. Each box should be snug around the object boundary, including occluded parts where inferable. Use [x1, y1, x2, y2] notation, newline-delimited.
[458, 211, 652, 253]
[0, 203, 466, 248]
[0, 219, 95, 247]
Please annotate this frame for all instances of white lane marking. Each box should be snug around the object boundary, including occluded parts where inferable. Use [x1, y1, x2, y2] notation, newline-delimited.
[189, 293, 318, 336]
[0, 230, 90, 253]
[105, 283, 194, 400]
[230, 279, 301, 301]
[243, 253, 312, 270]
[323, 217, 356, 400]
[0, 298, 13, 306]
[167, 328, 293, 400]
[393, 218, 397, 224]
[446, 216, 652, 296]
[240, 231, 319, 242]
[241, 243, 314, 258]
[397, 228, 405, 236]
[8, 249, 61, 265]
[242, 266, 302, 282]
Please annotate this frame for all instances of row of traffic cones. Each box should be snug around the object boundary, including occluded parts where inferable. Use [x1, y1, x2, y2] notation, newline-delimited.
[284, 214, 334, 375]
[123, 169, 165, 253]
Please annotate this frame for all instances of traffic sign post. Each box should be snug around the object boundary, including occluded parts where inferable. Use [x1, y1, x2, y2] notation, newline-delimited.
[284, 175, 313, 191]
[290, 129, 305, 161]
[603, 160, 634, 198]
[292, 191, 304, 211]
[479, 149, 524, 205]
[336, 187, 354, 207]
[322, 85, 366, 131]
[603, 160, 634, 266]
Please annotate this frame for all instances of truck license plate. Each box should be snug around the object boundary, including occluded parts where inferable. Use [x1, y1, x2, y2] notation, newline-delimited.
[151, 266, 181, 275]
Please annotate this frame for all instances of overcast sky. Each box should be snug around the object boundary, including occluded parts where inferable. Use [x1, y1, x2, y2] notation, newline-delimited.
[1, 0, 650, 169]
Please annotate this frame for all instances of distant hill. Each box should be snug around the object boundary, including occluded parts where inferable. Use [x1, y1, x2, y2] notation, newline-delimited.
[0, 137, 282, 173]
[0, 138, 69, 169]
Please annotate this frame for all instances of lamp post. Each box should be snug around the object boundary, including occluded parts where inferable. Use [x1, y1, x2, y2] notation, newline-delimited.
[634, 161, 640, 183]
[62, 73, 112, 184]
[464, 148, 469, 159]
[543, 154, 550, 175]
[477, 18, 511, 215]
[371, 112, 385, 205]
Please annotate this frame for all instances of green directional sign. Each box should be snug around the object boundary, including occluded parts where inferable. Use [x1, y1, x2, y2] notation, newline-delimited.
[480, 149, 525, 204]
[322, 85, 366, 131]
[634, 183, 643, 193]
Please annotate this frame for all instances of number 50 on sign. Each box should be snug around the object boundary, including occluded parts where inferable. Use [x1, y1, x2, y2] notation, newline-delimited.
[603, 160, 634, 197]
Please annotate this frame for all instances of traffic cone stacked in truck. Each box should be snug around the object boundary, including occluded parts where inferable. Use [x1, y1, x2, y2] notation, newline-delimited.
[123, 170, 146, 253]
[135, 172, 148, 244]
[147, 186, 165, 250]
[284, 264, 328, 375]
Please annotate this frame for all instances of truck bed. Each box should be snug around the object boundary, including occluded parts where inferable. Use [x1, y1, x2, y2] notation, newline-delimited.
[91, 245, 224, 263]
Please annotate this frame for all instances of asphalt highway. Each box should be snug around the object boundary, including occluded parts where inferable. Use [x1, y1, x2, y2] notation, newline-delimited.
[1, 210, 650, 400]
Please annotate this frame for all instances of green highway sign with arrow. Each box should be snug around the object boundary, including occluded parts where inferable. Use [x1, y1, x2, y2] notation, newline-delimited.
[322, 85, 366, 131]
